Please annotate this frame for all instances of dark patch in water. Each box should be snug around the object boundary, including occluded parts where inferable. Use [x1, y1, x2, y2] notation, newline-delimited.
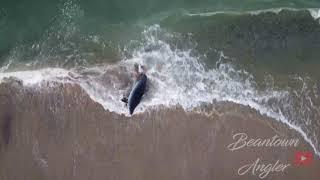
[163, 9, 320, 77]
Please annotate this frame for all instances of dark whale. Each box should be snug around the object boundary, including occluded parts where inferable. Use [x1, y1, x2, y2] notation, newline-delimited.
[128, 74, 147, 115]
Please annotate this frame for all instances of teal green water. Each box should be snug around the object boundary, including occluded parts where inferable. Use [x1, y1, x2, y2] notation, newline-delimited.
[1, 1, 320, 91]
[1, 0, 320, 59]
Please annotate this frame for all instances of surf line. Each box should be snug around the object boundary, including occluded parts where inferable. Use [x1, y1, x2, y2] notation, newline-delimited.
[227, 132, 300, 151]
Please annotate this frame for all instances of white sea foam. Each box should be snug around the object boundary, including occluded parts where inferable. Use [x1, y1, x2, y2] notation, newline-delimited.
[0, 25, 319, 157]
[309, 8, 320, 19]
[0, 59, 13, 73]
[187, 8, 320, 21]
[0, 68, 71, 86]
[187, 8, 285, 17]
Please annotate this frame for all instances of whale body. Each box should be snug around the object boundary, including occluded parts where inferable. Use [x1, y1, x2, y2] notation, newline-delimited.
[128, 74, 147, 115]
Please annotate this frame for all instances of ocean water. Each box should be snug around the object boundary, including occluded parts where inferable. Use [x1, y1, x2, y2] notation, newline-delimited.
[0, 0, 320, 158]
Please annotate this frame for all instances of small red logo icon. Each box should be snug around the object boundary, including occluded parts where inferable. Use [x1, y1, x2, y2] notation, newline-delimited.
[294, 151, 313, 166]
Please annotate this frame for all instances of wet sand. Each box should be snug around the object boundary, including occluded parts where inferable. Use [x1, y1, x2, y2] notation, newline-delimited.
[0, 80, 319, 180]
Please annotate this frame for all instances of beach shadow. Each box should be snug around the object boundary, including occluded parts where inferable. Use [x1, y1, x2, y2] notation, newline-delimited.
[0, 95, 13, 150]
[2, 112, 12, 146]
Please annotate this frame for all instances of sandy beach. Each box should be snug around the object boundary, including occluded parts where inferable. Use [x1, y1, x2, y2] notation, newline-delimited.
[0, 80, 319, 180]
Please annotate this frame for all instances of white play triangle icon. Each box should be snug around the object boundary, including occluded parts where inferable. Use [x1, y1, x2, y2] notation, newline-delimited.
[300, 156, 306, 161]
